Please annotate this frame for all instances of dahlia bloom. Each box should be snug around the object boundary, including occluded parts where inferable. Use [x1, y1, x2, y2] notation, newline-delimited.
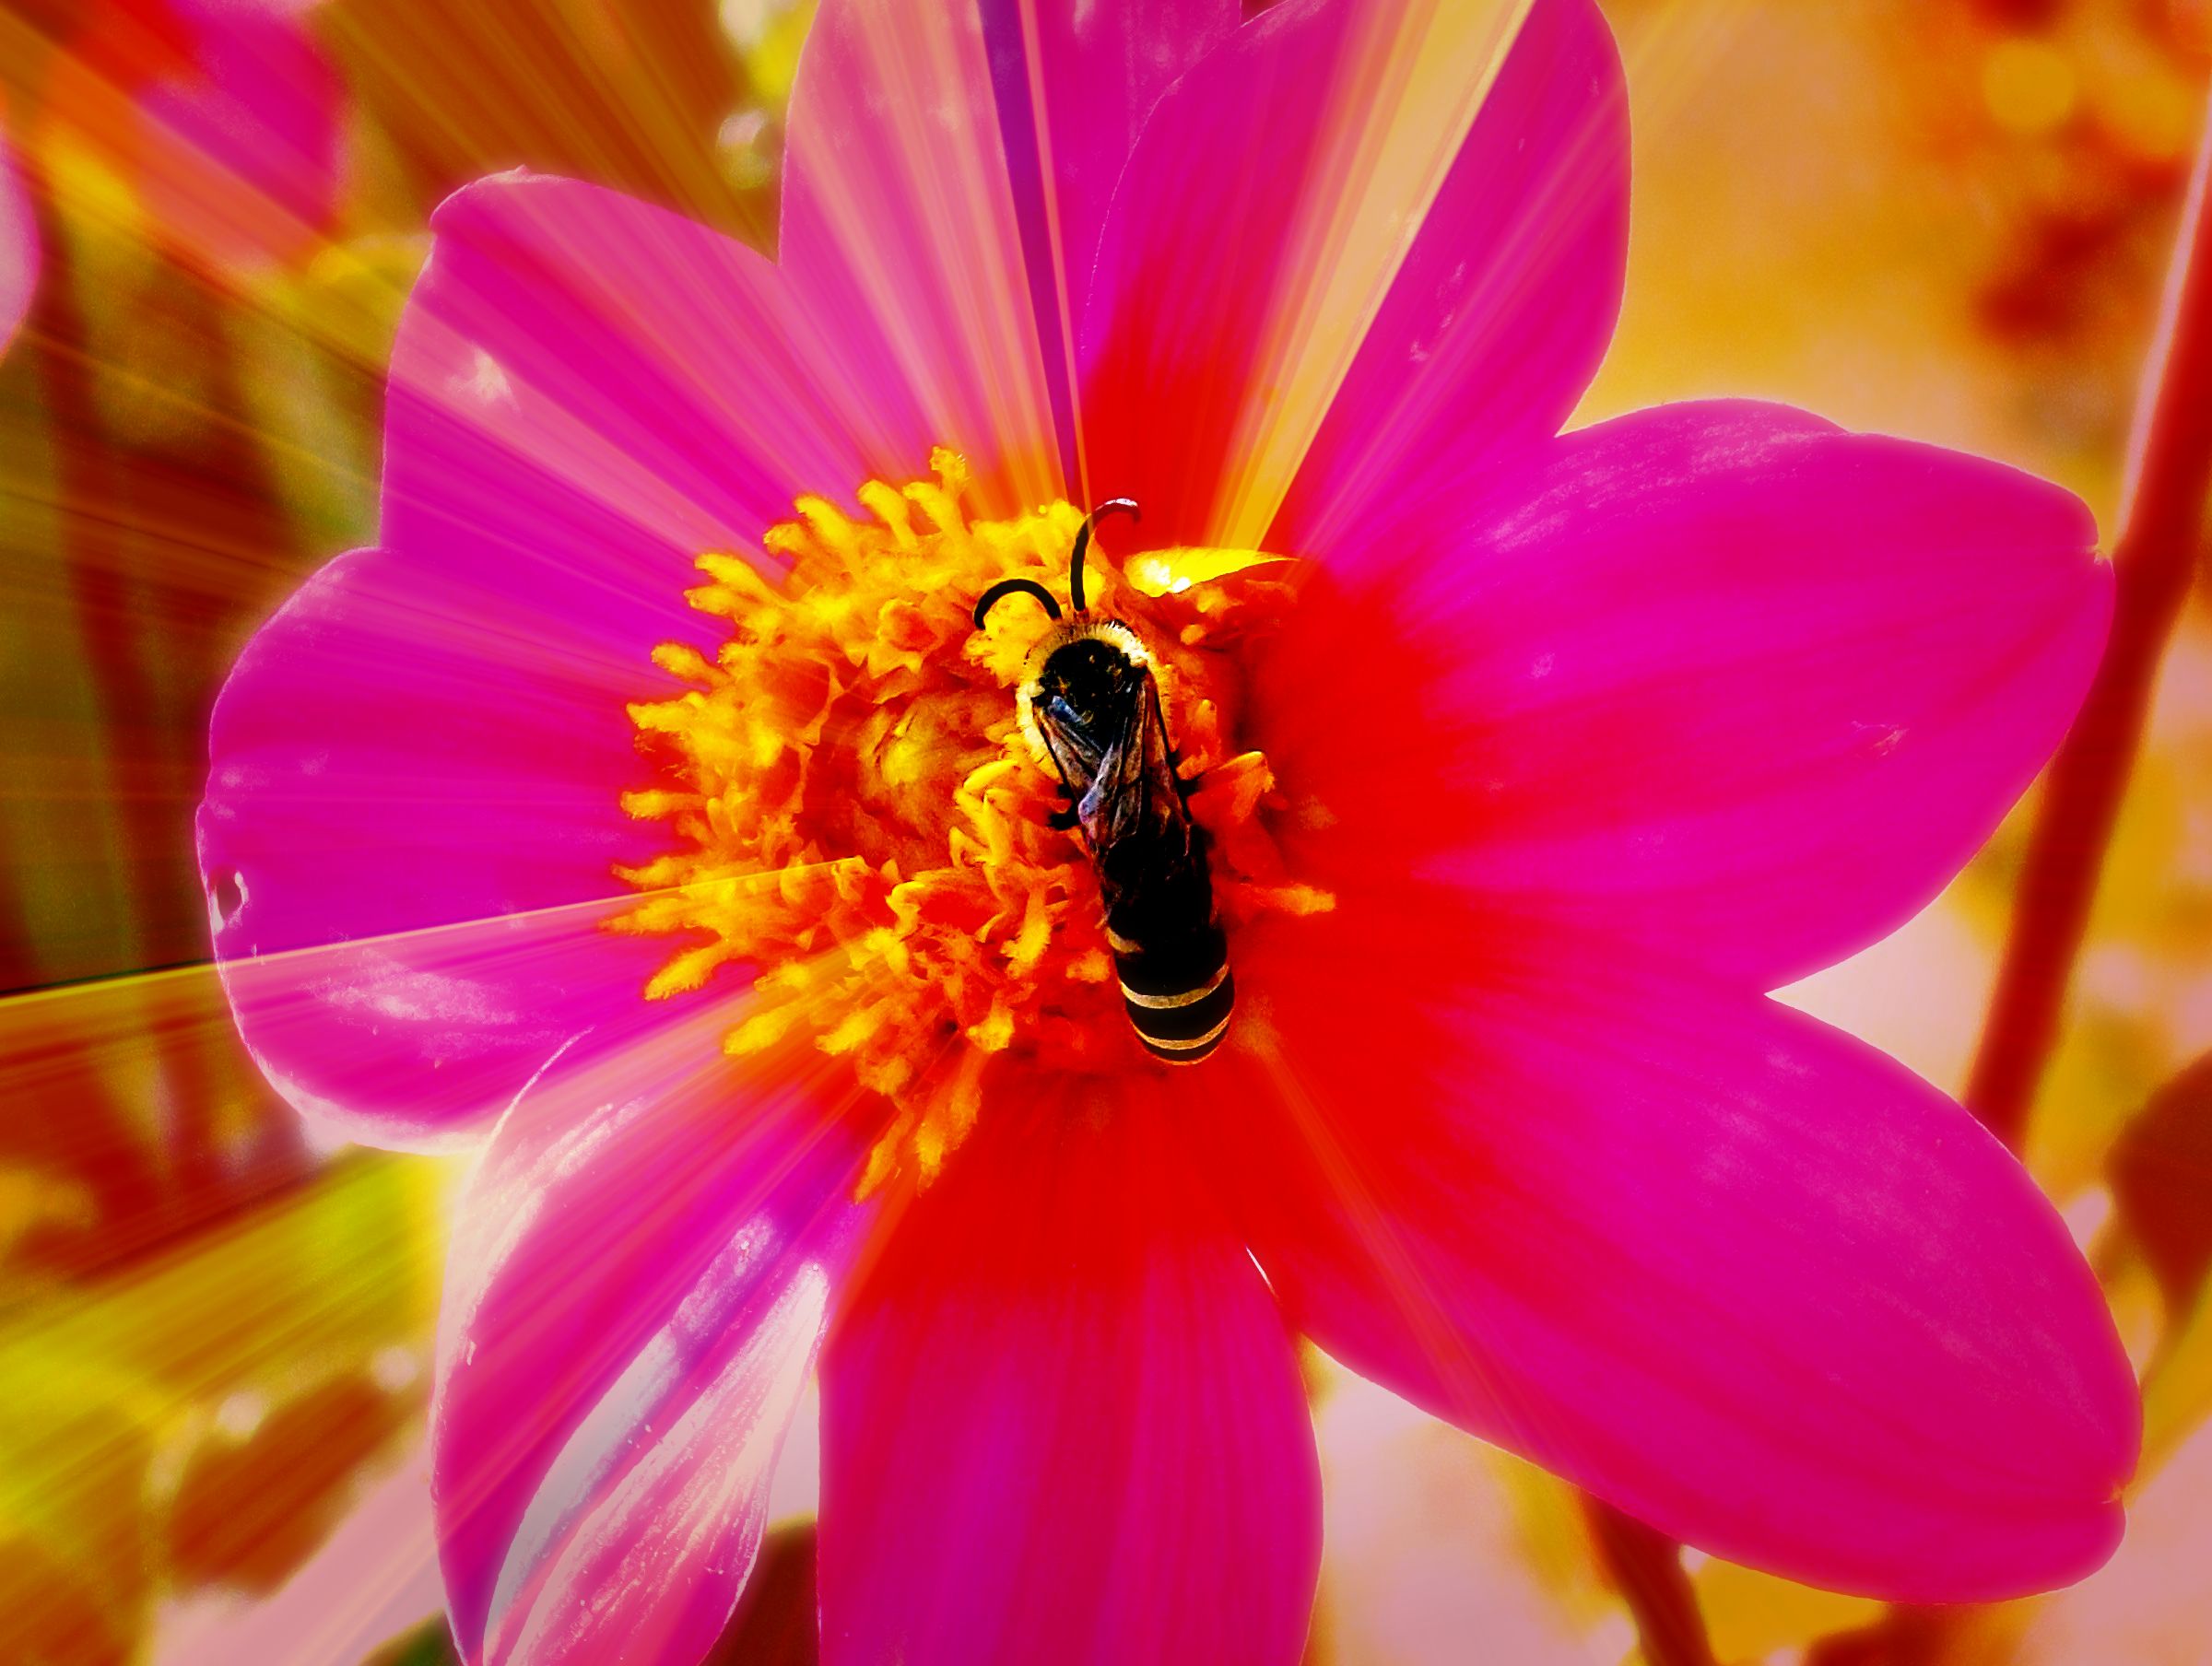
[199, 0, 2138, 1660]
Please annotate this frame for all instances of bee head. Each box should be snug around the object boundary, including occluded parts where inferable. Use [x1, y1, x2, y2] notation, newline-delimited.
[1032, 628, 1147, 722]
[971, 498, 1153, 773]
[1015, 618, 1154, 767]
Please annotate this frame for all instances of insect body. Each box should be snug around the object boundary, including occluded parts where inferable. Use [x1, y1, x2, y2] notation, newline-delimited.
[973, 503, 1234, 1064]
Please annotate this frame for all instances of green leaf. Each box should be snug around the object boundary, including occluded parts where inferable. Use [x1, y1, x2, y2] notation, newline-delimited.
[360, 1614, 460, 1666]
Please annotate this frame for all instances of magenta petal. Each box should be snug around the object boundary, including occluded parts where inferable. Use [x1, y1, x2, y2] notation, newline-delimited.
[135, 0, 344, 269]
[1213, 918, 2137, 1601]
[1079, 0, 1610, 546]
[434, 1008, 867, 1666]
[1271, 401, 2111, 988]
[818, 1097, 1320, 1666]
[389, 172, 932, 592]
[781, 0, 1064, 507]
[1269, 0, 1628, 552]
[1, 130, 34, 347]
[783, 0, 1233, 490]
[207, 170, 945, 1152]
[1078, 0, 1357, 546]
[198, 548, 673, 1151]
[989, 0, 1238, 323]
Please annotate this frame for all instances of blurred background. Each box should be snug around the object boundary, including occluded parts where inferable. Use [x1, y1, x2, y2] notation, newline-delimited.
[1, 1, 2208, 1661]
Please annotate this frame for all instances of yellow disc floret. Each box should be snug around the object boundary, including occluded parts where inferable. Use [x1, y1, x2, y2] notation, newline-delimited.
[614, 450, 1328, 1190]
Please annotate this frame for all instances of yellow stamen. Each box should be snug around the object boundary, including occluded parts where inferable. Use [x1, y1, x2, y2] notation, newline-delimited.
[614, 452, 1330, 1191]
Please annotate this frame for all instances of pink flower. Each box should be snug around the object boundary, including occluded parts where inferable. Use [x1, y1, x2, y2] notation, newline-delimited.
[0, 127, 32, 345]
[32, 0, 342, 276]
[198, 1, 2139, 1661]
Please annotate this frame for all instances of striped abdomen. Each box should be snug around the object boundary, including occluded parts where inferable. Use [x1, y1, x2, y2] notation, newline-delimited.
[1111, 920, 1234, 1064]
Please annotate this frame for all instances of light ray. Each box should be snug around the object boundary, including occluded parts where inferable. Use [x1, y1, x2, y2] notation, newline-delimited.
[1206, 0, 1536, 547]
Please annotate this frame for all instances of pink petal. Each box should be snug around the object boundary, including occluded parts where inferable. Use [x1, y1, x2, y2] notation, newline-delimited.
[978, 0, 1239, 475]
[134, 0, 345, 272]
[207, 170, 951, 1152]
[1194, 906, 2137, 1601]
[0, 129, 34, 347]
[1252, 401, 2111, 989]
[984, 0, 1238, 319]
[199, 548, 674, 1151]
[434, 1004, 868, 1666]
[1267, 0, 1628, 553]
[782, 0, 1065, 509]
[389, 172, 935, 588]
[818, 1091, 1320, 1666]
[1079, 0, 1594, 546]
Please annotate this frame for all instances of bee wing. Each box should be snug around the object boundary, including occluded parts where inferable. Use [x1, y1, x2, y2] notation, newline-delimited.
[1077, 675, 1183, 854]
[1037, 701, 1112, 804]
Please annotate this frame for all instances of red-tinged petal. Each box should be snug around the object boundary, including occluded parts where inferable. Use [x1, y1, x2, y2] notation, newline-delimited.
[976, 0, 1240, 482]
[782, 0, 1237, 496]
[198, 548, 672, 1152]
[435, 1006, 869, 1666]
[782, 0, 1065, 509]
[47, 0, 342, 276]
[1268, 0, 1628, 553]
[1078, 0, 1577, 546]
[818, 1089, 1320, 1666]
[1191, 903, 2138, 1601]
[134, 0, 343, 271]
[1253, 402, 2111, 989]
[982, 0, 1239, 325]
[1, 129, 33, 347]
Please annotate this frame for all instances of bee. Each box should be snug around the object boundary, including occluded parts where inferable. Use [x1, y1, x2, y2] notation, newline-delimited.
[971, 500, 1232, 1064]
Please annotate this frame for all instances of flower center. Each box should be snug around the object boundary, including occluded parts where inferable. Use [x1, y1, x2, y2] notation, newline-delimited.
[614, 450, 1329, 1189]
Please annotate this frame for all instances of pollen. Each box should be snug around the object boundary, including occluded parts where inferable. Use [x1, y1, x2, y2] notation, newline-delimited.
[614, 451, 1328, 1191]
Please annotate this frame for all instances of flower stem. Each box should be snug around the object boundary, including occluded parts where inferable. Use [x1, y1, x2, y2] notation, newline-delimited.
[1966, 116, 2212, 1152]
[1583, 1498, 1717, 1666]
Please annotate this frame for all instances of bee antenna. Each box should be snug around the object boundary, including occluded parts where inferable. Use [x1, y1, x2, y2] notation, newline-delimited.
[1069, 498, 1140, 615]
[972, 578, 1063, 631]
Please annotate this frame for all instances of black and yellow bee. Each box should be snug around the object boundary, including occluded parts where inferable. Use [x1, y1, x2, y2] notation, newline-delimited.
[972, 500, 1233, 1064]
